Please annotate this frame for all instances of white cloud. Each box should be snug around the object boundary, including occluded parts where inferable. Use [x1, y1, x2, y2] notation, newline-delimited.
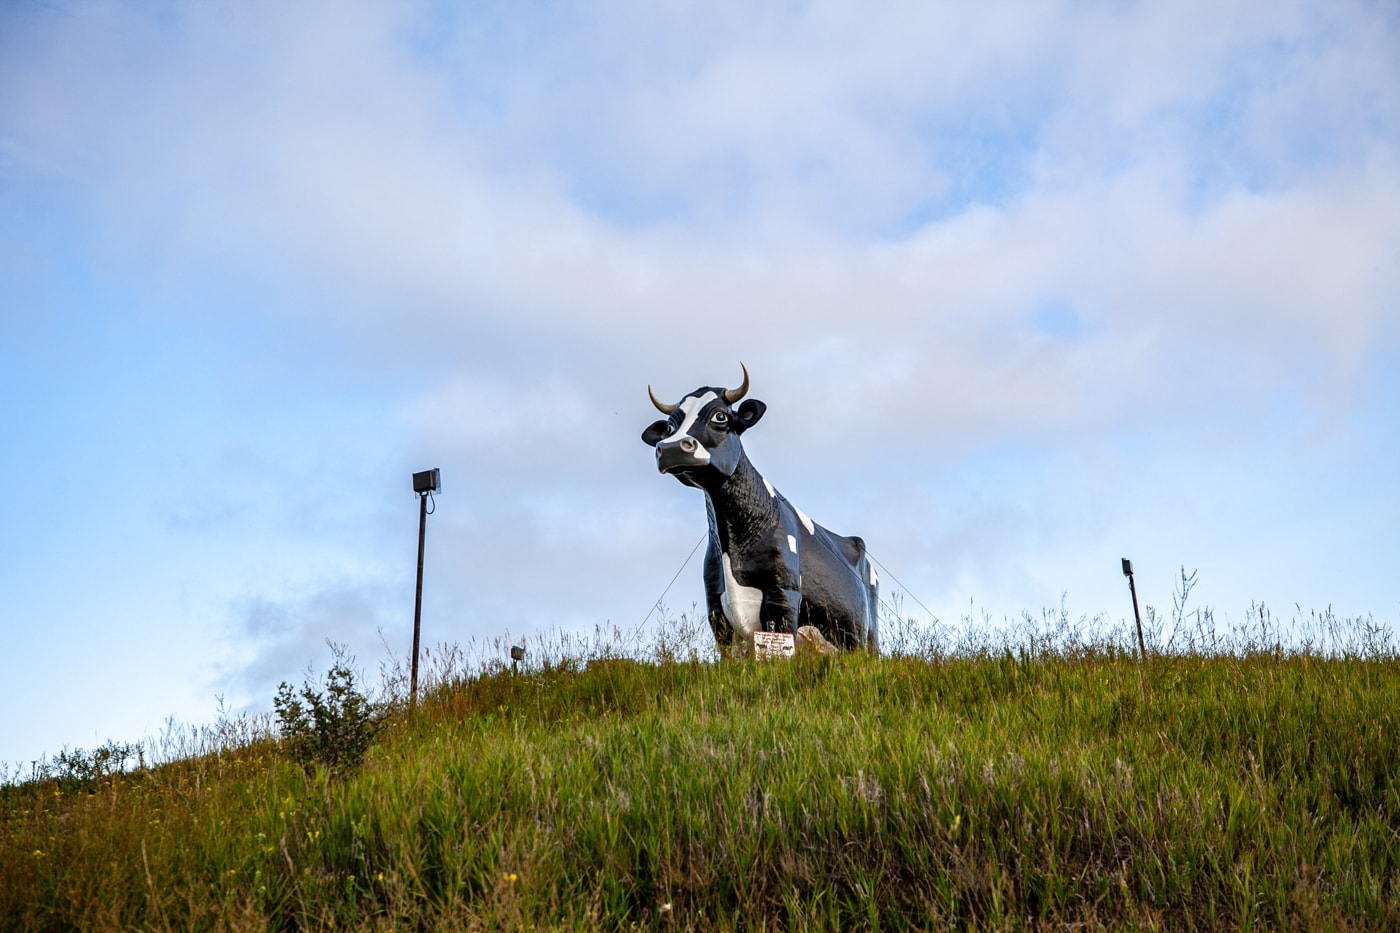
[4, 0, 1394, 458]
[2, 0, 1398, 762]
[217, 581, 401, 708]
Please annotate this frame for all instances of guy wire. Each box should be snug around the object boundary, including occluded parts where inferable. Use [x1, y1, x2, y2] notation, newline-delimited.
[642, 533, 707, 627]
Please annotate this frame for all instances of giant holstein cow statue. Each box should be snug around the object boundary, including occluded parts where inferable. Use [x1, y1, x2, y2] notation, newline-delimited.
[641, 365, 879, 654]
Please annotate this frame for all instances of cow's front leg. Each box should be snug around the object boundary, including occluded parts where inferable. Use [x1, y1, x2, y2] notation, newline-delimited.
[701, 548, 735, 650]
[759, 586, 802, 635]
[706, 606, 731, 650]
[757, 546, 803, 635]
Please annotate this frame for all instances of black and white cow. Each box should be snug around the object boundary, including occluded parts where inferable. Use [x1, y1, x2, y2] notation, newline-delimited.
[641, 365, 879, 654]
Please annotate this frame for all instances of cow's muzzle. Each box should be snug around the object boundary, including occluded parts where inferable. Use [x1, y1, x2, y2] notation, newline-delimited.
[655, 436, 709, 473]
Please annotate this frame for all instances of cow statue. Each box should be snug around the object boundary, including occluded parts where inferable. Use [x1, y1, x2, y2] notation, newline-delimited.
[641, 364, 879, 654]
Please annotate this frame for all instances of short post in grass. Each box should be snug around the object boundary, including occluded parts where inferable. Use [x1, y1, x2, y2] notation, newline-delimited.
[1122, 558, 1147, 662]
[410, 468, 441, 709]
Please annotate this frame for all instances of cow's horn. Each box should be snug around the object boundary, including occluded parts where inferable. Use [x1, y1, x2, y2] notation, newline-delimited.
[723, 362, 750, 405]
[648, 385, 676, 415]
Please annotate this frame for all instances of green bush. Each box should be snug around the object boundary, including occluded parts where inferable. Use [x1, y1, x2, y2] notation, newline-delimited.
[46, 740, 138, 793]
[273, 644, 385, 777]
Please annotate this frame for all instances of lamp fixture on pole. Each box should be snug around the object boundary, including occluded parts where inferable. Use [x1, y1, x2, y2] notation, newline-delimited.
[410, 468, 441, 708]
[1122, 558, 1146, 662]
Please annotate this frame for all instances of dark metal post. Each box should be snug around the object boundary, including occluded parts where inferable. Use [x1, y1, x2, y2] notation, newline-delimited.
[409, 467, 440, 710]
[1122, 558, 1146, 662]
[411, 490, 427, 708]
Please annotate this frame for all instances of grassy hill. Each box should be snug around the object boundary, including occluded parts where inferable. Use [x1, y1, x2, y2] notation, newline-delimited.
[3, 627, 1398, 930]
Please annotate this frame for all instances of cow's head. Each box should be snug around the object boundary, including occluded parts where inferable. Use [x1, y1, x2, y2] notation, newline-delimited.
[641, 364, 766, 487]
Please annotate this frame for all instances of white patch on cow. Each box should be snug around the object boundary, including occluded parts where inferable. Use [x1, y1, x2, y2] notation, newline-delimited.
[870, 565, 878, 587]
[787, 534, 798, 554]
[661, 391, 716, 444]
[720, 552, 763, 638]
[656, 391, 716, 464]
[793, 506, 815, 535]
[762, 477, 776, 498]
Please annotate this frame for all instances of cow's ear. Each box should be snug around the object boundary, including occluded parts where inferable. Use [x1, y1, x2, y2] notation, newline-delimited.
[641, 420, 671, 445]
[733, 399, 766, 433]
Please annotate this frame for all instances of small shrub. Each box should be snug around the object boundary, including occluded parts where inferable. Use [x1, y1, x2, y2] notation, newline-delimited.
[273, 643, 385, 777]
[47, 740, 137, 792]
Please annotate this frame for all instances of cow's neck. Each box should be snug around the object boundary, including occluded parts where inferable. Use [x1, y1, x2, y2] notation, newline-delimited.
[702, 455, 780, 553]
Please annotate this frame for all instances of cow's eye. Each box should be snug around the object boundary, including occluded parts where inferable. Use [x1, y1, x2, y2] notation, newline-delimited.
[711, 411, 729, 426]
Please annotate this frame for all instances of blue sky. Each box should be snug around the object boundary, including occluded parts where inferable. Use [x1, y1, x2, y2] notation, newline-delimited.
[2, 1, 1398, 769]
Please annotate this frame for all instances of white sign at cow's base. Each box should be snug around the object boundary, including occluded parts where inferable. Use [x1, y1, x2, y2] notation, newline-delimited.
[752, 631, 796, 659]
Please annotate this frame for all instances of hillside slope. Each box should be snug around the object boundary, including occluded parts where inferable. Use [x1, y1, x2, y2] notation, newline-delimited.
[3, 651, 1397, 930]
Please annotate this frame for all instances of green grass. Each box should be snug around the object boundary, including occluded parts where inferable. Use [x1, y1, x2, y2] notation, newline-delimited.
[3, 631, 1398, 930]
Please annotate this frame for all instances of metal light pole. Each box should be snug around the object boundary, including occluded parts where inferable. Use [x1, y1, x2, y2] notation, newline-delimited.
[410, 468, 441, 708]
[1122, 558, 1146, 662]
